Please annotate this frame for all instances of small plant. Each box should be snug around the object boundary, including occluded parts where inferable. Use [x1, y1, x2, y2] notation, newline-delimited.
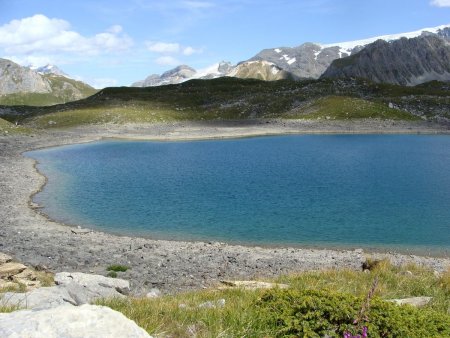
[106, 265, 129, 272]
[344, 277, 378, 338]
[107, 271, 118, 278]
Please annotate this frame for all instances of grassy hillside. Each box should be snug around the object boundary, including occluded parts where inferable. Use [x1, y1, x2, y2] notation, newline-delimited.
[96, 260, 450, 337]
[0, 117, 30, 134]
[284, 96, 420, 120]
[0, 77, 448, 129]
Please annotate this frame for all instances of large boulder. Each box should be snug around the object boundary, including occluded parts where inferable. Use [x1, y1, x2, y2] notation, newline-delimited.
[1, 272, 131, 309]
[1, 286, 75, 309]
[55, 272, 130, 296]
[0, 304, 152, 338]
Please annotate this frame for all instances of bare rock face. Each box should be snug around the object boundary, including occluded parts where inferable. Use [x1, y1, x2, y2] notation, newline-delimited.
[0, 58, 52, 94]
[321, 35, 450, 86]
[248, 43, 350, 79]
[0, 304, 152, 338]
[228, 60, 295, 81]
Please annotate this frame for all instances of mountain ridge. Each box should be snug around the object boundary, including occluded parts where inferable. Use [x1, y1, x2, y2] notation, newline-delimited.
[131, 23, 450, 87]
[321, 35, 450, 86]
[0, 58, 97, 106]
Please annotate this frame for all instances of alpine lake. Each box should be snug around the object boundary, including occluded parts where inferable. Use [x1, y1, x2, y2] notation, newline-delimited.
[26, 134, 450, 255]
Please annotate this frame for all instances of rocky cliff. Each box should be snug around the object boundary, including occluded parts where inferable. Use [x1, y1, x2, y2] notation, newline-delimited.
[0, 58, 97, 105]
[321, 35, 450, 86]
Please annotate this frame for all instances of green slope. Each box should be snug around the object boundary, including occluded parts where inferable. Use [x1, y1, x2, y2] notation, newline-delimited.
[1, 77, 447, 129]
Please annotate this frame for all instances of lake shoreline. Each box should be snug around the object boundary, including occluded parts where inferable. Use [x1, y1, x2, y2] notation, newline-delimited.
[1, 119, 449, 294]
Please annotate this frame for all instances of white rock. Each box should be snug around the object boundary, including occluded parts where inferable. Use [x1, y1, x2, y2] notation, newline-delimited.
[145, 288, 161, 298]
[55, 272, 130, 295]
[219, 280, 289, 290]
[389, 296, 432, 307]
[0, 304, 152, 338]
[1, 286, 76, 309]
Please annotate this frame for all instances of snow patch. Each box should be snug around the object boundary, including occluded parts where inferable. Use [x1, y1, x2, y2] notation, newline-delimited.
[274, 48, 282, 53]
[287, 57, 296, 65]
[314, 50, 321, 60]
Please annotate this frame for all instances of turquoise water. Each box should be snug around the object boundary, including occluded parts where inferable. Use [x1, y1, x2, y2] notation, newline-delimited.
[27, 135, 450, 253]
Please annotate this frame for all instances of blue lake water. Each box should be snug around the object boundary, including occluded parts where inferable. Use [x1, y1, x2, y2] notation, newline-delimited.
[27, 135, 450, 253]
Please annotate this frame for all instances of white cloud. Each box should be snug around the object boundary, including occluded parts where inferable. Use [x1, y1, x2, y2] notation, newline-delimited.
[430, 0, 450, 6]
[146, 41, 180, 53]
[155, 56, 180, 66]
[0, 14, 133, 56]
[182, 46, 203, 55]
[145, 40, 203, 56]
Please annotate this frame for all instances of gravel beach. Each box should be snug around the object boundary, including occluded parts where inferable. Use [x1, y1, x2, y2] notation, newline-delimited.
[1, 119, 449, 295]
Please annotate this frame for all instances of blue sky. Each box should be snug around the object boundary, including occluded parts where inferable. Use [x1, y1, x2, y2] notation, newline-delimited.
[1, 0, 449, 87]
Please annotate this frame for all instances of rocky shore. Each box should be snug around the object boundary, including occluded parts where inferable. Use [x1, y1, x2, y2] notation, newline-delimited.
[1, 119, 449, 295]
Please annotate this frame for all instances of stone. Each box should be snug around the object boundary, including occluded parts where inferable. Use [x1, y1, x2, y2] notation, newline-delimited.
[1, 286, 76, 309]
[198, 301, 216, 309]
[146, 288, 161, 298]
[70, 227, 91, 235]
[0, 253, 12, 265]
[0, 262, 27, 278]
[389, 296, 433, 307]
[216, 298, 226, 307]
[13, 267, 38, 280]
[198, 299, 226, 309]
[0, 304, 152, 338]
[55, 272, 130, 296]
[219, 280, 289, 290]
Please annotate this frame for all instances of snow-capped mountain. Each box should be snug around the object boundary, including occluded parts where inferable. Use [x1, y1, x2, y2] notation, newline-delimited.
[132, 24, 450, 87]
[30, 64, 70, 78]
[132, 61, 233, 87]
[244, 23, 450, 80]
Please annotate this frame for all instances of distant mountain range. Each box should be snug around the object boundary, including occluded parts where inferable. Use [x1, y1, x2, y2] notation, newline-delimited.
[133, 24, 450, 86]
[0, 58, 97, 106]
[1, 23, 449, 106]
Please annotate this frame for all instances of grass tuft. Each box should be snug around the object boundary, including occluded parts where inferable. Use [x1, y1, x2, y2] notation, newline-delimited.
[107, 265, 130, 272]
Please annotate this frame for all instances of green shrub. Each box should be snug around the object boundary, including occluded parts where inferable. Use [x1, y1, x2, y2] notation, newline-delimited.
[258, 289, 450, 338]
[106, 264, 129, 272]
[107, 271, 118, 278]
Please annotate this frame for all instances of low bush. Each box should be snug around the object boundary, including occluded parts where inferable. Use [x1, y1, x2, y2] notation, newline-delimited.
[106, 265, 129, 272]
[258, 289, 450, 338]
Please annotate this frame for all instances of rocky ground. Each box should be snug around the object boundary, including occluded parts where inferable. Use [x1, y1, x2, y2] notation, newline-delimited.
[1, 119, 449, 295]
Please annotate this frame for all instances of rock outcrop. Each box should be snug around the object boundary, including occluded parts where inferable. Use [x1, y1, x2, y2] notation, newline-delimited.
[0, 304, 152, 338]
[228, 60, 296, 81]
[0, 58, 52, 95]
[2, 272, 130, 309]
[321, 35, 450, 86]
[0, 253, 43, 290]
[0, 58, 97, 105]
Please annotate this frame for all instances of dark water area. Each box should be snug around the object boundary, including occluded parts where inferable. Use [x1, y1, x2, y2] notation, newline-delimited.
[27, 135, 450, 253]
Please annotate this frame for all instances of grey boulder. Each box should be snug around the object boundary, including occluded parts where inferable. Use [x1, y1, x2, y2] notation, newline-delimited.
[0, 304, 152, 338]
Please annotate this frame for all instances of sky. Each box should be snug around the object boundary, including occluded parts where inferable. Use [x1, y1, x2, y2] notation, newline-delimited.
[0, 0, 449, 88]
